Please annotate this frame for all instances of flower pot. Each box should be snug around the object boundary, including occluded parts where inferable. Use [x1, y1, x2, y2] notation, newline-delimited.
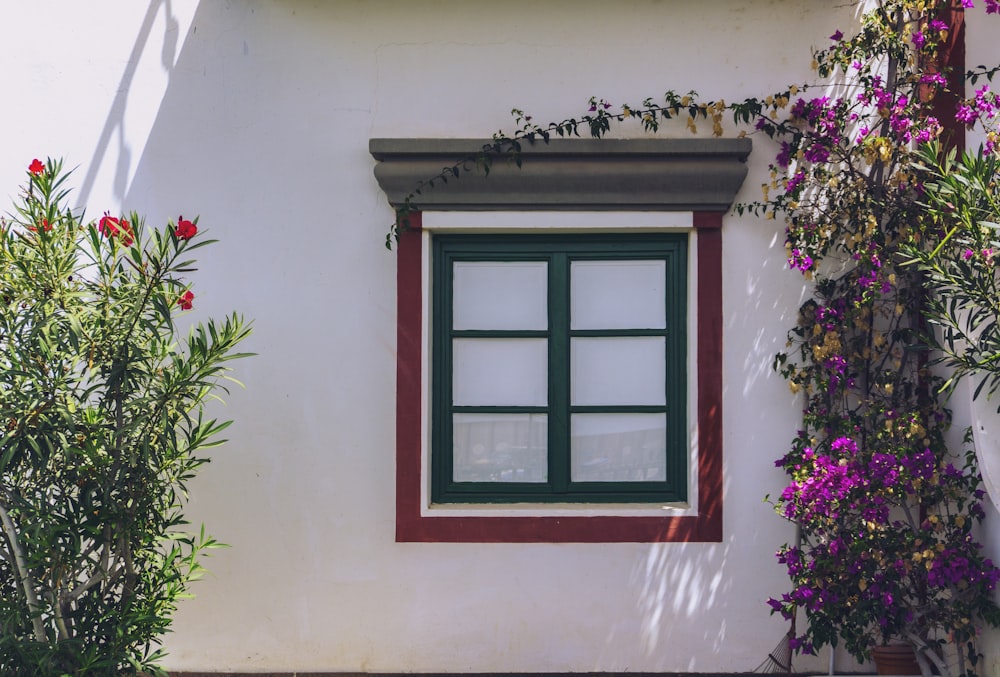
[872, 643, 921, 675]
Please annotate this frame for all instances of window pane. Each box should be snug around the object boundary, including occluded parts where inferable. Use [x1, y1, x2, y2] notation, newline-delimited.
[453, 338, 548, 406]
[571, 413, 667, 482]
[453, 261, 548, 330]
[571, 260, 666, 330]
[571, 337, 665, 406]
[453, 413, 548, 482]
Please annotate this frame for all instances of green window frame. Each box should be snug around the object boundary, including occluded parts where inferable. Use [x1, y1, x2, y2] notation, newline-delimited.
[432, 233, 688, 503]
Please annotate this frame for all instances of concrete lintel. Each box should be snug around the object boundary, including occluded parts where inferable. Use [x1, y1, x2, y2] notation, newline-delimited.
[370, 137, 752, 212]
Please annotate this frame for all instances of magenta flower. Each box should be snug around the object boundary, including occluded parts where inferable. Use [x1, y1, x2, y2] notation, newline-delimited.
[956, 104, 977, 125]
[776, 142, 792, 168]
[786, 171, 806, 193]
[803, 144, 830, 164]
[788, 248, 814, 273]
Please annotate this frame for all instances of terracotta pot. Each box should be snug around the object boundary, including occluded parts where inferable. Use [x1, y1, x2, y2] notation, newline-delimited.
[872, 643, 922, 675]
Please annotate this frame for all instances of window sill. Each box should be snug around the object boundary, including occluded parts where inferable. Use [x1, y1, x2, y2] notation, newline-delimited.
[423, 502, 694, 518]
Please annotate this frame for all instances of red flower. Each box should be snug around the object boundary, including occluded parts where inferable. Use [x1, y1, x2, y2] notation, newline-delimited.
[27, 218, 51, 233]
[28, 159, 45, 175]
[174, 216, 198, 240]
[99, 212, 134, 246]
[176, 290, 194, 311]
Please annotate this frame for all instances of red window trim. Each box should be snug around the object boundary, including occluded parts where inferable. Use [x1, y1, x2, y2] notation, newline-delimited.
[395, 211, 724, 543]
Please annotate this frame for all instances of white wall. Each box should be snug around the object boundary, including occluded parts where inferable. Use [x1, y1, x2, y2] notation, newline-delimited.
[0, 1, 920, 673]
[961, 12, 1000, 677]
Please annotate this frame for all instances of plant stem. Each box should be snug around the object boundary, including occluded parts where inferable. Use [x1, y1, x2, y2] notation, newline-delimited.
[0, 495, 47, 642]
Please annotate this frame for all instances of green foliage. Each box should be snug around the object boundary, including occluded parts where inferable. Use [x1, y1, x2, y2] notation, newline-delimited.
[0, 159, 252, 675]
[904, 143, 1000, 404]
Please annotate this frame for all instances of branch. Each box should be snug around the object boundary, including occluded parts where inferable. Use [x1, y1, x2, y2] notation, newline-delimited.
[0, 495, 47, 642]
[47, 587, 70, 641]
[908, 631, 951, 677]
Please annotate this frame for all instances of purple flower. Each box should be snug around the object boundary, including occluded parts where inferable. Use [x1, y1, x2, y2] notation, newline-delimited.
[789, 248, 814, 273]
[890, 113, 912, 140]
[804, 143, 830, 164]
[914, 117, 941, 143]
[870, 453, 901, 487]
[776, 142, 792, 168]
[830, 30, 844, 41]
[956, 104, 977, 125]
[912, 31, 926, 48]
[831, 437, 858, 455]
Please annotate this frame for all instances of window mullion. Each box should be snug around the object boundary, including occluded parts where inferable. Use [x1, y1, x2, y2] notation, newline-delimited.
[433, 247, 455, 498]
[666, 248, 689, 501]
[548, 252, 570, 494]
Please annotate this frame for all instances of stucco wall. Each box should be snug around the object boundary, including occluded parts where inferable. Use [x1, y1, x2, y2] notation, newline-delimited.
[6, 1, 991, 673]
[961, 12, 1000, 677]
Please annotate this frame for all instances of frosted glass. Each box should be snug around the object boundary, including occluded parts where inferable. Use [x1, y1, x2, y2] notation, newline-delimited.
[571, 413, 667, 482]
[453, 338, 548, 406]
[453, 413, 548, 482]
[571, 337, 665, 406]
[571, 260, 666, 329]
[453, 261, 548, 330]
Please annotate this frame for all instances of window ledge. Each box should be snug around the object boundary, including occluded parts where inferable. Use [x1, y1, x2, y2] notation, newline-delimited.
[424, 503, 694, 519]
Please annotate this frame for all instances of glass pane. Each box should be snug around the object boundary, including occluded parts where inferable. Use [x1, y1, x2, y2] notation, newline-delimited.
[453, 413, 548, 483]
[453, 261, 548, 330]
[571, 337, 665, 406]
[571, 260, 666, 329]
[453, 338, 548, 406]
[571, 413, 667, 482]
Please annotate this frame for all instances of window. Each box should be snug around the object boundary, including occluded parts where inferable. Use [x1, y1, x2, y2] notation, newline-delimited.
[433, 234, 688, 503]
[371, 137, 751, 542]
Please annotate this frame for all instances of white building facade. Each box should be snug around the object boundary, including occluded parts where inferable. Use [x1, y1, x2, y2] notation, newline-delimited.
[3, 1, 998, 674]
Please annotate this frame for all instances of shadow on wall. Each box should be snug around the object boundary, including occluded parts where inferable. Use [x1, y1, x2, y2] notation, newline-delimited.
[109, 1, 403, 666]
[617, 2, 870, 665]
[614, 246, 804, 673]
[79, 0, 182, 208]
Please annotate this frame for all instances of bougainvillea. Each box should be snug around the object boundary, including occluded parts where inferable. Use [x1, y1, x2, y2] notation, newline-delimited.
[752, 2, 1000, 674]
